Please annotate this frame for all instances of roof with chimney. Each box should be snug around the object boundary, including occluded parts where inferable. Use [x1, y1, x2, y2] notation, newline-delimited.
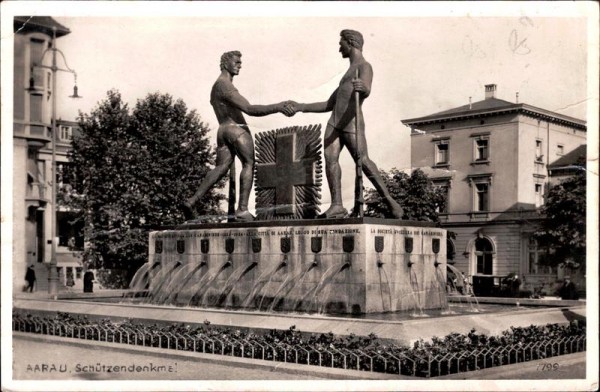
[14, 16, 71, 38]
[402, 84, 586, 131]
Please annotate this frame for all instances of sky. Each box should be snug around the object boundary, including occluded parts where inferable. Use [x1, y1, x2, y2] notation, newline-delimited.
[2, 1, 596, 211]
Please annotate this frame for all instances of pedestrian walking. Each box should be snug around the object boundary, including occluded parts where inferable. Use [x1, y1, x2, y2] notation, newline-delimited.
[66, 269, 75, 290]
[25, 264, 36, 292]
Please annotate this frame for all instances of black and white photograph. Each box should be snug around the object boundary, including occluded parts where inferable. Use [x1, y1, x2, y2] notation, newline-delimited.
[1, 1, 598, 391]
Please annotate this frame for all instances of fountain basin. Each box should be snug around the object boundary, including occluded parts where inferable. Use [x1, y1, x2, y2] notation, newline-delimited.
[13, 297, 585, 345]
[140, 218, 447, 314]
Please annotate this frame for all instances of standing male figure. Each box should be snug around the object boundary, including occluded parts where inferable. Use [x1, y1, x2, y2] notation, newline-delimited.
[25, 264, 36, 293]
[83, 270, 94, 293]
[558, 276, 578, 300]
[288, 30, 403, 218]
[182, 51, 294, 222]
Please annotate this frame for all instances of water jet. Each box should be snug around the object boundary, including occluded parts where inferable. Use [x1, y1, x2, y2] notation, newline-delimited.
[136, 218, 447, 314]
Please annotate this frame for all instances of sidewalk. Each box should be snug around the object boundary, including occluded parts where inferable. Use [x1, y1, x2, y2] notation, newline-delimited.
[11, 333, 391, 380]
[438, 352, 586, 380]
[11, 332, 587, 381]
[14, 287, 130, 300]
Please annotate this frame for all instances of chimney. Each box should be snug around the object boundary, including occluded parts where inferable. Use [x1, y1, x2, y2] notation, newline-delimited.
[485, 84, 497, 99]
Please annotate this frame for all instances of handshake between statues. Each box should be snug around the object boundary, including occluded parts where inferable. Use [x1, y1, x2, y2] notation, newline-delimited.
[278, 76, 368, 118]
[183, 31, 403, 223]
[279, 101, 300, 117]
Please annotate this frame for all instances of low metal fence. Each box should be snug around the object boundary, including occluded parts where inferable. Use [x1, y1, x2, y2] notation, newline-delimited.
[13, 313, 586, 378]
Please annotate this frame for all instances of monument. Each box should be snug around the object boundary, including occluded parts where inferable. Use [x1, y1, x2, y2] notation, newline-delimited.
[133, 30, 447, 314]
[286, 29, 404, 219]
[139, 219, 447, 314]
[181, 50, 295, 222]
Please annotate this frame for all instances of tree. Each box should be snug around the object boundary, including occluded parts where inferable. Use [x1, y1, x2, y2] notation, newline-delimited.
[67, 90, 225, 281]
[534, 161, 586, 270]
[364, 168, 446, 222]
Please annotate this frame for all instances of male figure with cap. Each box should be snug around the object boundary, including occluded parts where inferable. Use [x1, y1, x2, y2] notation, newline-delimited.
[286, 29, 404, 219]
[182, 51, 295, 222]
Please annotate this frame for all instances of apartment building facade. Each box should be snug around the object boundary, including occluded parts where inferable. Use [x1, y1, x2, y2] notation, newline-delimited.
[404, 84, 586, 293]
[13, 17, 83, 291]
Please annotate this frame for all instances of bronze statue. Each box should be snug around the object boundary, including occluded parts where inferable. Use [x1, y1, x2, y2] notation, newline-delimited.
[182, 51, 294, 222]
[287, 30, 404, 219]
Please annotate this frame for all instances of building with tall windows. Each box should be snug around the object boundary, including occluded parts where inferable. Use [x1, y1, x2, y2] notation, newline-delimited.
[13, 17, 83, 292]
[404, 84, 586, 294]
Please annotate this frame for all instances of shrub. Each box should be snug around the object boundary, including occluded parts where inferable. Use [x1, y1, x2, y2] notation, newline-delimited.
[95, 269, 129, 289]
[12, 310, 586, 377]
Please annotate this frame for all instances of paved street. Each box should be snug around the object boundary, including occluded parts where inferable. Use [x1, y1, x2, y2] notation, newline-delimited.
[11, 333, 588, 382]
[439, 352, 587, 380]
[11, 335, 329, 381]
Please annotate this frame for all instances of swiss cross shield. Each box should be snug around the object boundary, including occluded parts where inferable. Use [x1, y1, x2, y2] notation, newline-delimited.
[200, 239, 209, 254]
[176, 240, 185, 254]
[225, 238, 235, 254]
[375, 236, 384, 253]
[280, 237, 292, 254]
[311, 237, 322, 254]
[252, 238, 262, 253]
[432, 238, 440, 254]
[343, 235, 355, 253]
[254, 125, 323, 220]
[155, 240, 163, 254]
[404, 237, 414, 254]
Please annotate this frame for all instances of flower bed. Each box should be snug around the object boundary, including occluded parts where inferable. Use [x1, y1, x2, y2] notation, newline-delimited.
[12, 311, 586, 377]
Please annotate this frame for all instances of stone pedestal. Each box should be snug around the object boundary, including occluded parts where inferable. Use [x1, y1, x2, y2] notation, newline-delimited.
[144, 218, 447, 314]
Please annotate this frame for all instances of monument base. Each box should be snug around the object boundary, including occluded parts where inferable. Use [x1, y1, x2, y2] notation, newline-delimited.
[138, 218, 447, 314]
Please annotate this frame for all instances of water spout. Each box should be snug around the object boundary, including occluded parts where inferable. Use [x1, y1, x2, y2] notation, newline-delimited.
[409, 267, 424, 316]
[154, 261, 201, 304]
[434, 266, 449, 311]
[214, 261, 258, 307]
[129, 261, 162, 294]
[188, 260, 233, 307]
[377, 264, 392, 312]
[315, 263, 351, 314]
[128, 263, 150, 292]
[269, 262, 318, 312]
[165, 260, 208, 304]
[146, 261, 182, 302]
[242, 261, 286, 309]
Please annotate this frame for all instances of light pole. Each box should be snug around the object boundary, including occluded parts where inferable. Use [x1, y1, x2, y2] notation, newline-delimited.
[31, 26, 81, 298]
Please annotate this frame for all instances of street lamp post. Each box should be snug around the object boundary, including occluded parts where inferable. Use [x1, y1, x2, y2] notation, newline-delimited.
[32, 26, 81, 298]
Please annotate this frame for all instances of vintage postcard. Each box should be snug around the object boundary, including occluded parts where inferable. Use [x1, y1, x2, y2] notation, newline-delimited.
[1, 1, 598, 391]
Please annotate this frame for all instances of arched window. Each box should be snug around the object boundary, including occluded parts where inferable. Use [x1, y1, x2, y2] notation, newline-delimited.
[475, 237, 493, 274]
